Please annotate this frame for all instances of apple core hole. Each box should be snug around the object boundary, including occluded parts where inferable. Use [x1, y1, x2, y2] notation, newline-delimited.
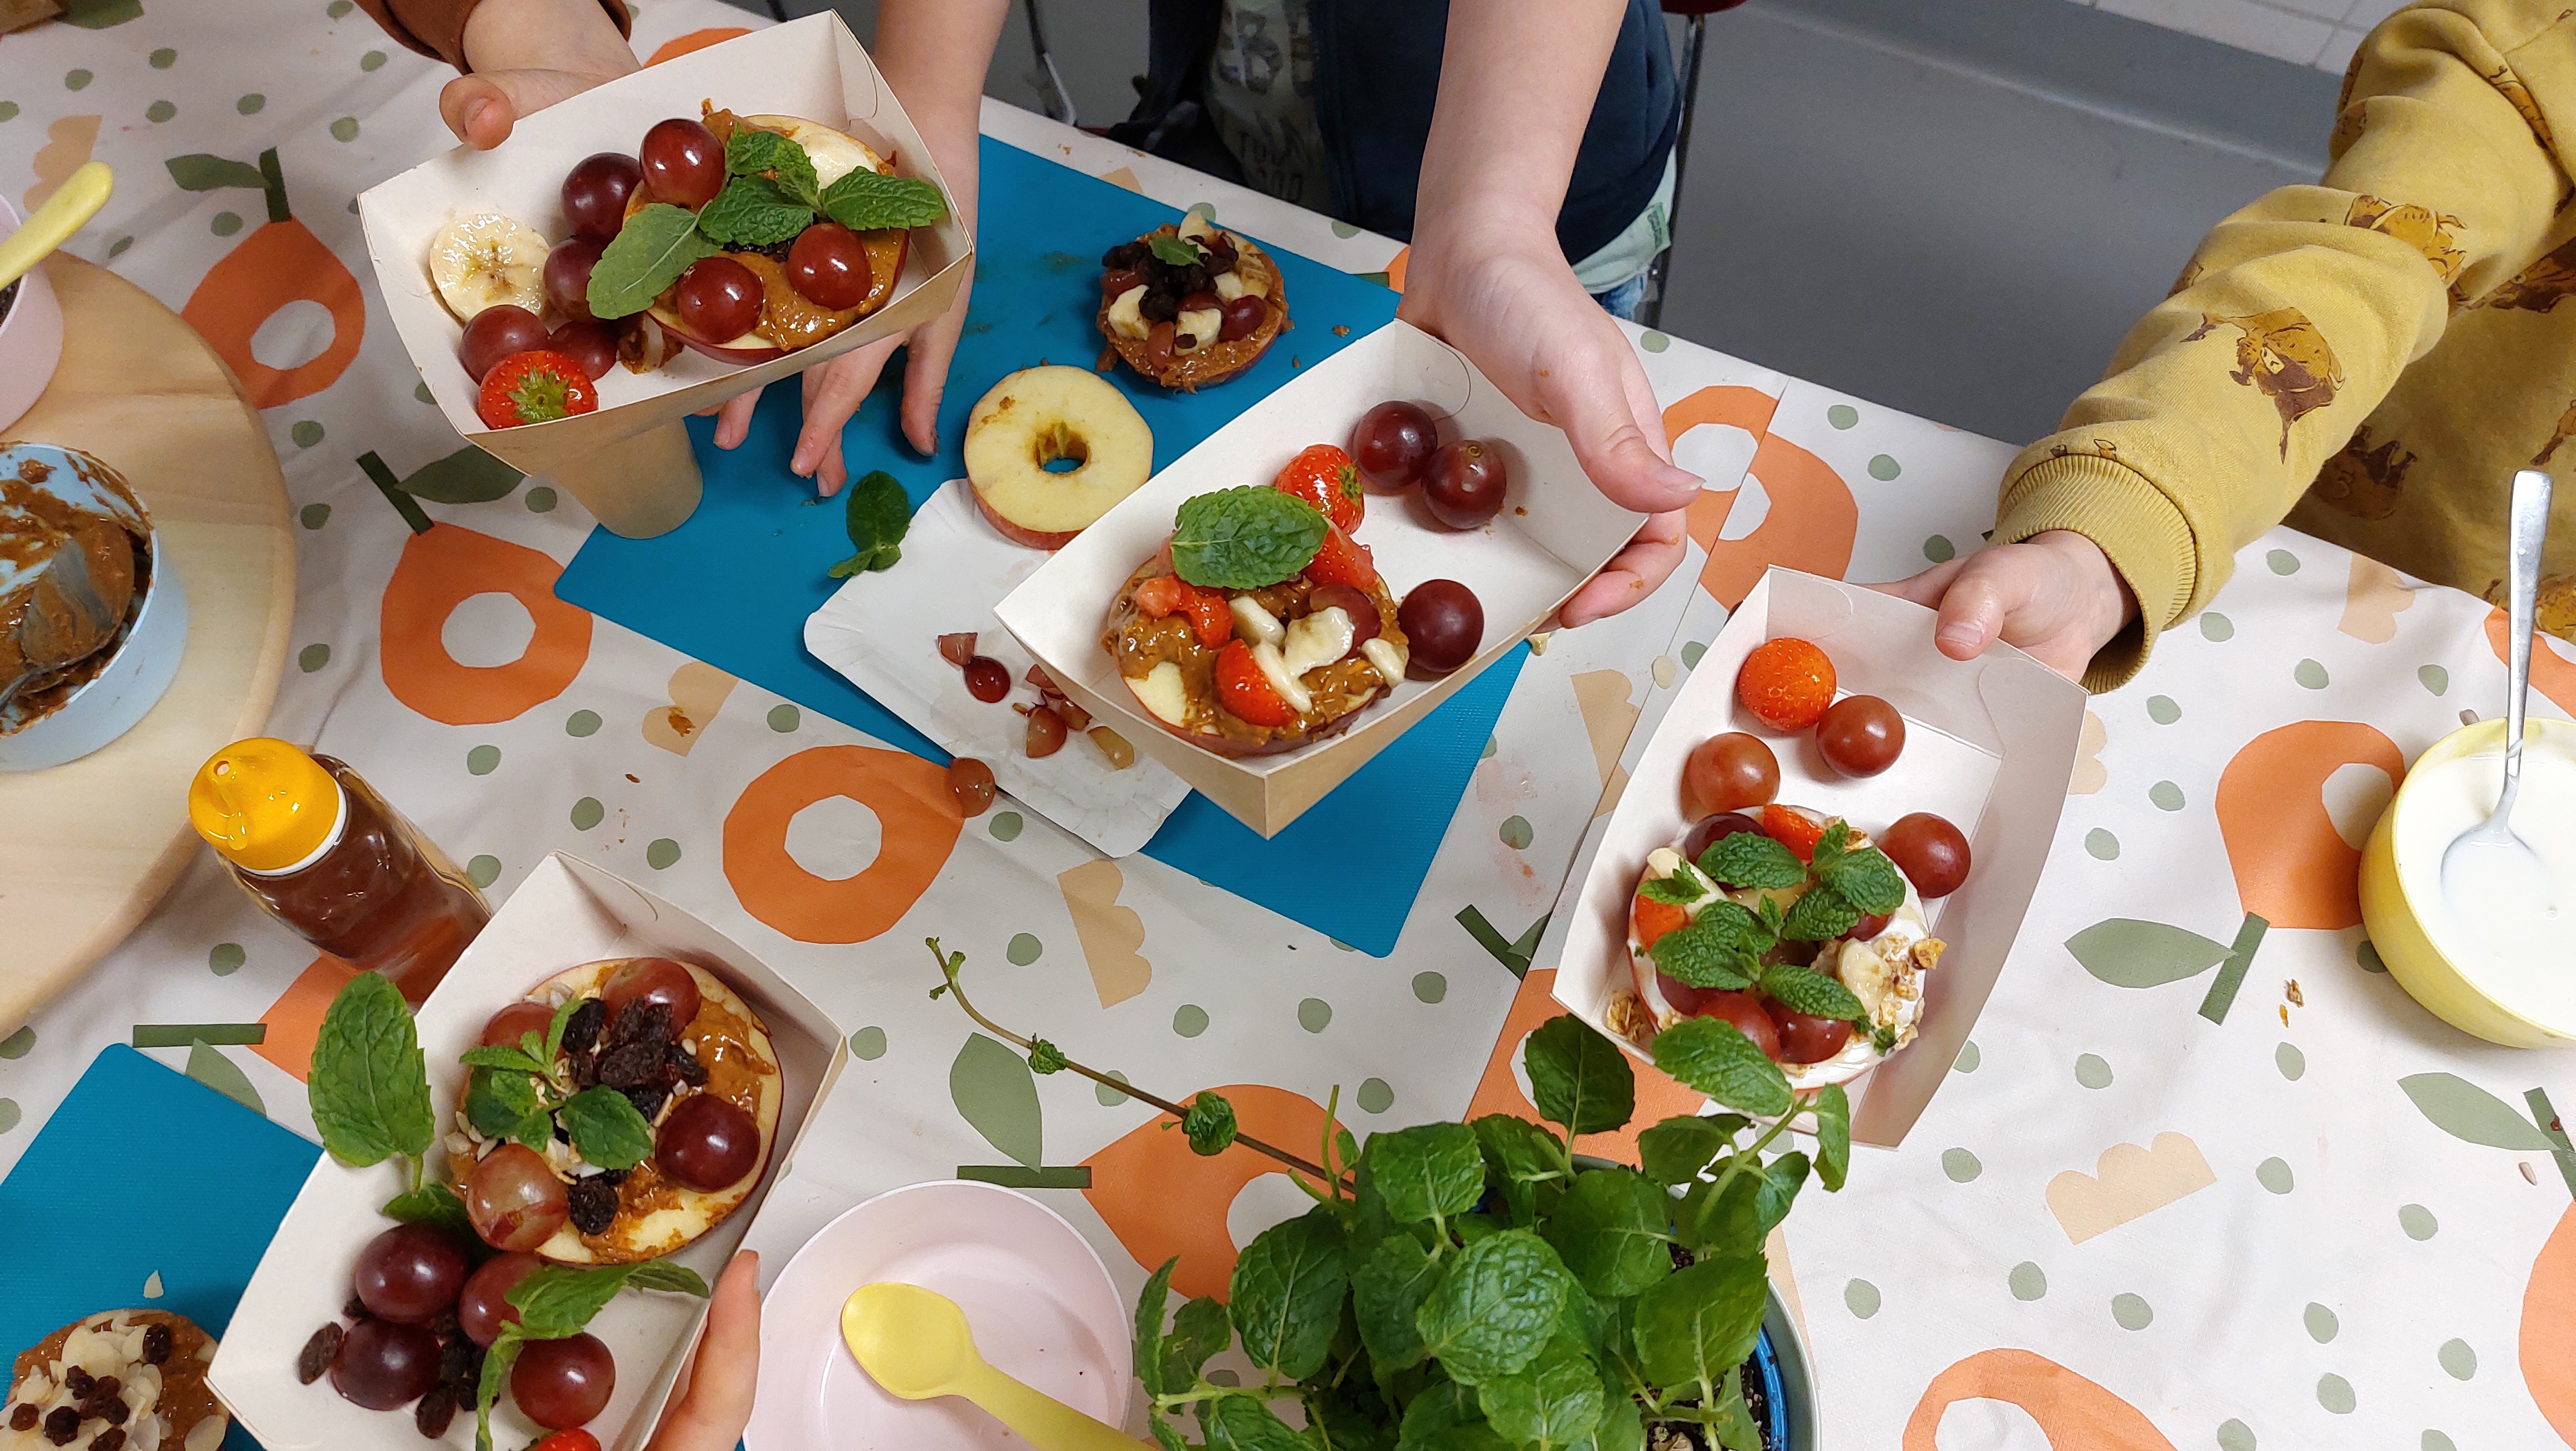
[1032, 423, 1089, 475]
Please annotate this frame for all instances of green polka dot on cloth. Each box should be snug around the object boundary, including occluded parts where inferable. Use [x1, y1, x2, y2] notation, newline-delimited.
[1680, 641, 1706, 669]
[146, 100, 175, 123]
[2085, 829, 2119, 860]
[2008, 1262, 2046, 1300]
[2419, 664, 2449, 695]
[1954, 1040, 1979, 1072]
[1330, 220, 1358, 238]
[298, 643, 330, 672]
[2317, 1374, 2355, 1414]
[150, 47, 176, 67]
[328, 0, 354, 14]
[1866, 455, 1900, 481]
[1843, 1280, 1880, 1318]
[0, 1026, 33, 1060]
[0, 1101, 18, 1135]
[466, 744, 500, 776]
[1330, 939, 1357, 952]
[2147, 694, 2181, 724]
[2400, 1204, 2437, 1239]
[1357, 1078, 1394, 1113]
[467, 855, 501, 888]
[525, 486, 558, 512]
[1007, 933, 1042, 965]
[2438, 1338, 2475, 1380]
[1480, 736, 1497, 760]
[646, 838, 681, 869]
[1826, 404, 1860, 430]
[300, 503, 330, 529]
[2358, 941, 2389, 973]
[2295, 659, 2329, 689]
[570, 797, 603, 830]
[1922, 535, 1954, 563]
[330, 117, 359, 142]
[237, 93, 265, 114]
[2075, 1054, 2112, 1089]
[212, 212, 243, 238]
[989, 811, 1023, 841]
[106, 236, 132, 257]
[2111, 1293, 2153, 1330]
[1096, 1070, 1130, 1106]
[2305, 1303, 2338, 1342]
[0, 103, 16, 124]
[767, 704, 801, 732]
[1941, 1148, 1981, 1182]
[2149, 781, 2184, 811]
[414, 382, 436, 404]
[2217, 1420, 2256, 1451]
[2267, 549, 2300, 574]
[65, 69, 92, 90]
[209, 943, 245, 976]
[1297, 998, 1332, 1033]
[2256, 1157, 2295, 1193]
[1412, 971, 1446, 1004]
[1639, 331, 1669, 354]
[1173, 1004, 1209, 1038]
[360, 50, 387, 71]
[850, 1026, 886, 1060]
[1499, 816, 1534, 849]
[2424, 1431, 2457, 1450]
[565, 709, 602, 736]
[2200, 612, 2234, 641]
[2276, 1043, 2305, 1080]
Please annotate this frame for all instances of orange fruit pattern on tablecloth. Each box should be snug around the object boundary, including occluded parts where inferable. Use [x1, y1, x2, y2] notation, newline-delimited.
[1902, 1348, 2175, 1449]
[251, 955, 360, 1082]
[1081, 1083, 1330, 1301]
[2213, 720, 2402, 930]
[648, 27, 751, 64]
[172, 150, 364, 410]
[2523, 1203, 2576, 1444]
[1665, 386, 1854, 607]
[380, 523, 594, 725]
[721, 745, 961, 943]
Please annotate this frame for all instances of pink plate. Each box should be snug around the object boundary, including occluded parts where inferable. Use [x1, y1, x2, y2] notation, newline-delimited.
[747, 1180, 1134, 1451]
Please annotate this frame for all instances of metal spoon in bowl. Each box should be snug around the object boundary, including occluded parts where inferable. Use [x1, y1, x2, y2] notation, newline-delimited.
[2440, 468, 2557, 923]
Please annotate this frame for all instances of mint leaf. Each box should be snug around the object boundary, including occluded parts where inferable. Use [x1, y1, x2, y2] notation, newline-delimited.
[458, 1044, 549, 1075]
[827, 469, 910, 578]
[1780, 884, 1862, 942]
[1170, 486, 1329, 589]
[1541, 1167, 1674, 1298]
[1164, 1294, 1231, 1392]
[1228, 1206, 1348, 1380]
[1363, 1122, 1486, 1225]
[1150, 232, 1206, 266]
[1818, 844, 1906, 915]
[474, 1327, 522, 1451]
[696, 174, 813, 246]
[1647, 905, 1768, 991]
[1352, 1233, 1441, 1371]
[1757, 893, 1785, 937]
[1180, 1090, 1238, 1156]
[1632, 1254, 1768, 1401]
[1472, 1113, 1569, 1227]
[1028, 1039, 1069, 1075]
[1811, 1084, 1852, 1192]
[1635, 1113, 1744, 1185]
[543, 996, 582, 1064]
[557, 1085, 654, 1171]
[1695, 832, 1803, 890]
[464, 1065, 549, 1147]
[507, 1263, 638, 1338]
[1521, 1016, 1635, 1138]
[308, 972, 435, 1168]
[588, 202, 719, 319]
[818, 166, 948, 231]
[626, 1262, 711, 1296]
[1757, 962, 1867, 1022]
[1133, 1257, 1175, 1398]
[1651, 1017, 1793, 1117]
[1414, 1229, 1575, 1385]
[1202, 1394, 1313, 1451]
[1809, 819, 1855, 868]
[1872, 1023, 1898, 1054]
[1704, 1367, 1765, 1451]
[382, 1181, 474, 1241]
[1638, 863, 1706, 907]
[725, 126, 819, 208]
[1475, 1336, 1604, 1450]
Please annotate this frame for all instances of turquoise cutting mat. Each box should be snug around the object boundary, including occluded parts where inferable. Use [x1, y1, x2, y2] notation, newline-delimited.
[558, 137, 1525, 955]
[0, 1045, 319, 1449]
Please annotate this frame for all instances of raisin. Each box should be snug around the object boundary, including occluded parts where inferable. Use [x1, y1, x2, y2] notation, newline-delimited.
[621, 1080, 671, 1124]
[437, 1336, 476, 1387]
[87, 1430, 123, 1451]
[596, 1166, 629, 1187]
[595, 1041, 660, 1089]
[567, 1177, 619, 1235]
[624, 1001, 677, 1049]
[569, 1048, 598, 1089]
[60, 1370, 91, 1401]
[139, 1326, 171, 1366]
[667, 1043, 710, 1087]
[11, 1405, 38, 1431]
[344, 1295, 370, 1321]
[561, 998, 606, 1056]
[553, 1118, 572, 1144]
[43, 1408, 76, 1445]
[446, 1341, 485, 1400]
[296, 1322, 344, 1385]
[428, 1311, 460, 1342]
[414, 1385, 457, 1439]
[1141, 291, 1178, 323]
[89, 1401, 126, 1429]
[86, 1380, 118, 1404]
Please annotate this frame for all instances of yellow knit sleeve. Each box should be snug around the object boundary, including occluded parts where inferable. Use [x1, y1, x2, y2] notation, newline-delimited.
[1994, 0, 2572, 688]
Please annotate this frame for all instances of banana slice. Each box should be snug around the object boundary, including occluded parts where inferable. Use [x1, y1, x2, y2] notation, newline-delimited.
[428, 212, 550, 322]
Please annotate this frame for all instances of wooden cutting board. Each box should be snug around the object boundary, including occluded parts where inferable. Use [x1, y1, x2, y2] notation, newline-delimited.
[0, 255, 295, 1033]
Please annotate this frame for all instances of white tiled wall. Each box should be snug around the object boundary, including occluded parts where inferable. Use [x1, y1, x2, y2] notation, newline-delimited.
[2063, 0, 2414, 71]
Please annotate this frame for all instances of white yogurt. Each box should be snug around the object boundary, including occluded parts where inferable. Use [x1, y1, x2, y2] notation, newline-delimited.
[2393, 735, 2576, 1028]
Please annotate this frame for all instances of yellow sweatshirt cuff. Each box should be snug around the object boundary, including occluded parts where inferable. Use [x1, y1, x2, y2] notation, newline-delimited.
[1993, 454, 2198, 693]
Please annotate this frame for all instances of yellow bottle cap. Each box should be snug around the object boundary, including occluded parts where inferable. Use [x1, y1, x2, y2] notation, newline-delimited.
[189, 738, 342, 873]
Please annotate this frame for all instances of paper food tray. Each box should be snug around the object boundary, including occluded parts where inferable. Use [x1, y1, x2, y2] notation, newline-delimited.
[357, 14, 971, 483]
[804, 479, 1193, 856]
[992, 321, 1646, 838]
[1548, 569, 2084, 1147]
[210, 854, 848, 1451]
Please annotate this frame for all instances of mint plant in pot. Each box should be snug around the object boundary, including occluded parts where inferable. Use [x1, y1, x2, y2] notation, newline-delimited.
[928, 941, 1848, 1450]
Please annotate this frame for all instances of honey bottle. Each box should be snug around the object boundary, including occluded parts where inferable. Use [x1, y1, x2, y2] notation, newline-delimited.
[188, 738, 490, 1004]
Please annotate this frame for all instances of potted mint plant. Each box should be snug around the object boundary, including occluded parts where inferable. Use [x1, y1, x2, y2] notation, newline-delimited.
[928, 941, 1841, 1450]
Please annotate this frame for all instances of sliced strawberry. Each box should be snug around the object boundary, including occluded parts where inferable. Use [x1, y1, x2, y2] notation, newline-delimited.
[1133, 574, 1188, 619]
[1631, 895, 1689, 953]
[1302, 522, 1378, 590]
[1760, 804, 1828, 863]
[1216, 640, 1297, 727]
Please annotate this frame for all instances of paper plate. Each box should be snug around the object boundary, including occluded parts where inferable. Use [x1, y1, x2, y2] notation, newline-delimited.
[747, 1180, 1133, 1451]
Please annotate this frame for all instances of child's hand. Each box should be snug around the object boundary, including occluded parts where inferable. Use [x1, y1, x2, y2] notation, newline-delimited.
[1876, 530, 2136, 682]
[646, 1250, 760, 1451]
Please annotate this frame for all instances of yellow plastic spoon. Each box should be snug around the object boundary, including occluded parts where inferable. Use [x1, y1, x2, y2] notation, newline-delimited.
[841, 1282, 1155, 1451]
[0, 162, 113, 292]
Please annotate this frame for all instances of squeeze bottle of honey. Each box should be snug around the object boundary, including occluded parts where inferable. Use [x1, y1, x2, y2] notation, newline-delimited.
[188, 738, 490, 1004]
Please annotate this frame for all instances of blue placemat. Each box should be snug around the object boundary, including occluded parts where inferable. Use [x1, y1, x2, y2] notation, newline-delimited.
[1, 1045, 319, 1449]
[558, 136, 1520, 954]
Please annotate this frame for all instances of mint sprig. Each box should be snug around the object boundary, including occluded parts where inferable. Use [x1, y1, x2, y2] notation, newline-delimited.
[826, 469, 910, 578]
[697, 175, 813, 246]
[1637, 862, 1706, 907]
[1647, 907, 1767, 991]
[1695, 832, 1802, 890]
[725, 127, 820, 208]
[587, 202, 719, 320]
[308, 973, 435, 1170]
[1170, 486, 1328, 589]
[1812, 823, 1905, 914]
[819, 167, 948, 232]
[1149, 232, 1206, 266]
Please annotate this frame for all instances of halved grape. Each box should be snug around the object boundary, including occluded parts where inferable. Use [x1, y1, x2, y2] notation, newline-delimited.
[480, 1000, 554, 1050]
[654, 1094, 760, 1191]
[601, 958, 701, 1031]
[464, 1143, 569, 1253]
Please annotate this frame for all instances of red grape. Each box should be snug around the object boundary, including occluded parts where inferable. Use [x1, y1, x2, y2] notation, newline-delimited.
[1881, 812, 1970, 897]
[1350, 401, 1436, 489]
[511, 1332, 615, 1430]
[1180, 290, 1220, 314]
[964, 656, 1011, 702]
[1680, 811, 1764, 864]
[1654, 969, 1707, 1018]
[457, 1252, 541, 1347]
[1396, 580, 1483, 676]
[1849, 910, 1891, 941]
[786, 222, 871, 310]
[1693, 990, 1782, 1062]
[352, 1224, 470, 1324]
[331, 1319, 442, 1410]
[1026, 704, 1067, 758]
[639, 118, 724, 208]
[550, 321, 617, 381]
[938, 632, 978, 668]
[1683, 733, 1779, 816]
[1306, 583, 1379, 656]
[674, 256, 762, 342]
[460, 306, 553, 382]
[464, 1143, 569, 1253]
[544, 237, 604, 322]
[1816, 695, 1905, 777]
[601, 958, 700, 1031]
[655, 1094, 760, 1191]
[1765, 998, 1853, 1064]
[561, 152, 642, 242]
[1422, 440, 1507, 529]
[1101, 268, 1144, 300]
[1219, 294, 1266, 342]
[480, 1000, 554, 1049]
[947, 757, 996, 817]
[1144, 320, 1177, 374]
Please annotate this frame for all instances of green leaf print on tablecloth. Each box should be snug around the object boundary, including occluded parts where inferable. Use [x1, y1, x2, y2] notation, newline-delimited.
[2399, 1072, 2556, 1150]
[394, 446, 523, 504]
[2065, 919, 2230, 987]
[952, 1032, 1042, 1167]
[186, 1039, 265, 1115]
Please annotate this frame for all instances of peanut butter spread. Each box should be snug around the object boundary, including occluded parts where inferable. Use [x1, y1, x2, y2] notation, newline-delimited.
[0, 448, 150, 736]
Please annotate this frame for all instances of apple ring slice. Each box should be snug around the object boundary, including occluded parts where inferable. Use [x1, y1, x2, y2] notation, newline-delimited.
[964, 366, 1153, 549]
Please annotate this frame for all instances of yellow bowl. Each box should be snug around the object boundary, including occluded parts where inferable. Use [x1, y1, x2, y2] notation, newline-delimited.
[2359, 715, 2576, 1048]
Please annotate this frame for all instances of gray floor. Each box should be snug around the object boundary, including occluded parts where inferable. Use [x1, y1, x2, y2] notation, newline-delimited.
[752, 0, 2343, 444]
